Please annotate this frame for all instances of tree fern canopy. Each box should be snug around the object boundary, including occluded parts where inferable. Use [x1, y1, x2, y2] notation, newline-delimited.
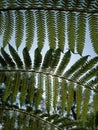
[0, 1, 98, 130]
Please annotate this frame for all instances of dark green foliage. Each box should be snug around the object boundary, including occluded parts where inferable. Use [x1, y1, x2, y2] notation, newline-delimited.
[1, 47, 15, 67]
[9, 44, 23, 68]
[23, 47, 32, 69]
[0, 55, 7, 67]
[34, 48, 42, 69]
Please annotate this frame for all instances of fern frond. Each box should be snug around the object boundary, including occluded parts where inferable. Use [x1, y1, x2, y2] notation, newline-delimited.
[67, 82, 74, 115]
[85, 76, 98, 87]
[15, 11, 24, 49]
[76, 85, 82, 119]
[63, 55, 88, 78]
[36, 10, 45, 50]
[1, 47, 15, 67]
[0, 11, 5, 35]
[3, 11, 14, 47]
[20, 73, 28, 105]
[89, 14, 98, 54]
[79, 66, 98, 84]
[76, 13, 86, 55]
[81, 88, 90, 126]
[46, 11, 56, 49]
[9, 44, 23, 68]
[42, 48, 53, 70]
[67, 12, 76, 53]
[93, 93, 98, 114]
[0, 55, 7, 67]
[56, 11, 66, 51]
[53, 77, 58, 111]
[45, 75, 52, 114]
[23, 47, 32, 69]
[56, 50, 71, 75]
[33, 48, 42, 70]
[25, 10, 35, 51]
[50, 48, 61, 72]
[71, 56, 98, 81]
[61, 80, 67, 114]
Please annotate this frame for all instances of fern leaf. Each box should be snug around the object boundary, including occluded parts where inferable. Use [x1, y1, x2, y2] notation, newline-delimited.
[63, 55, 88, 78]
[61, 80, 67, 113]
[20, 73, 28, 105]
[56, 11, 66, 51]
[79, 66, 98, 84]
[50, 48, 61, 71]
[85, 76, 98, 87]
[67, 82, 74, 115]
[45, 75, 52, 114]
[9, 44, 23, 68]
[0, 11, 5, 35]
[93, 93, 98, 114]
[11, 73, 20, 104]
[27, 73, 35, 105]
[76, 85, 82, 119]
[64, 56, 88, 78]
[25, 10, 35, 50]
[33, 47, 42, 70]
[67, 12, 76, 53]
[36, 10, 45, 50]
[35, 73, 43, 109]
[15, 11, 24, 49]
[46, 11, 56, 49]
[42, 48, 53, 70]
[71, 56, 98, 81]
[23, 47, 32, 69]
[0, 72, 5, 83]
[3, 11, 14, 47]
[1, 47, 15, 67]
[0, 55, 7, 67]
[81, 88, 90, 126]
[76, 13, 86, 55]
[56, 50, 71, 75]
[53, 77, 58, 111]
[89, 14, 98, 54]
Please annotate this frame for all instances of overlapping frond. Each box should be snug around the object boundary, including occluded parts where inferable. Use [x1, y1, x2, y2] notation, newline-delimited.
[0, 45, 98, 129]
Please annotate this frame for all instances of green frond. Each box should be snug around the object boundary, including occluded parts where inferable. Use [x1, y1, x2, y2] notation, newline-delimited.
[3, 11, 14, 47]
[25, 10, 34, 51]
[67, 82, 74, 115]
[79, 66, 98, 85]
[85, 76, 98, 87]
[76, 85, 82, 119]
[76, 13, 86, 55]
[36, 10, 45, 50]
[67, 12, 76, 53]
[1, 47, 15, 68]
[0, 11, 5, 35]
[45, 76, 52, 113]
[0, 54, 7, 67]
[71, 56, 98, 81]
[81, 88, 90, 126]
[0, 72, 5, 83]
[56, 11, 66, 51]
[9, 44, 23, 68]
[53, 77, 58, 111]
[93, 93, 98, 114]
[46, 11, 56, 49]
[11, 73, 20, 104]
[35, 73, 43, 109]
[33, 48, 42, 70]
[89, 14, 98, 54]
[15, 11, 24, 49]
[27, 73, 35, 105]
[50, 48, 61, 71]
[63, 55, 88, 78]
[42, 48, 53, 70]
[56, 50, 71, 75]
[61, 80, 67, 113]
[23, 47, 32, 69]
[20, 73, 28, 105]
